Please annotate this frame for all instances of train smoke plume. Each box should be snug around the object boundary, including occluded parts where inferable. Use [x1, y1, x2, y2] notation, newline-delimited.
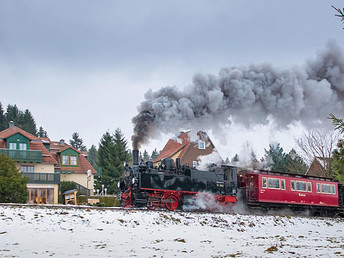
[132, 41, 344, 149]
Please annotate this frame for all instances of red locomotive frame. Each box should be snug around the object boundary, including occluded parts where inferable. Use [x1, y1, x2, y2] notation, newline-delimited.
[121, 187, 237, 211]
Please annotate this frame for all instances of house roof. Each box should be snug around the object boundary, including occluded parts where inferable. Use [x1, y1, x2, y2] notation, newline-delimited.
[0, 126, 40, 141]
[153, 131, 191, 163]
[50, 141, 96, 174]
[0, 126, 58, 164]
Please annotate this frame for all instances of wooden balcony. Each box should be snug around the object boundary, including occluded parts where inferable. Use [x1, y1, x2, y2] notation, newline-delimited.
[0, 149, 42, 163]
[22, 173, 60, 184]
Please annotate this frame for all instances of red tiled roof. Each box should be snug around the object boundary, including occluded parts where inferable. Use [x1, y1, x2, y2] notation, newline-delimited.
[153, 132, 191, 163]
[0, 126, 57, 164]
[0, 126, 40, 140]
[54, 154, 96, 174]
[50, 141, 95, 174]
[30, 142, 58, 164]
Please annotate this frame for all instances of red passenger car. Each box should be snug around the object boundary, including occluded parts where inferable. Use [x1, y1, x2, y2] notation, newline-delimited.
[239, 170, 341, 214]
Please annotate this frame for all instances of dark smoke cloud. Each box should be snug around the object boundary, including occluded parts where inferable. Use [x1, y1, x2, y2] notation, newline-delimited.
[132, 41, 344, 149]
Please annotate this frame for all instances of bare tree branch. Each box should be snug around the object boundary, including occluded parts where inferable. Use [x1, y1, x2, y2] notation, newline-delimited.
[332, 5, 344, 29]
[295, 129, 340, 167]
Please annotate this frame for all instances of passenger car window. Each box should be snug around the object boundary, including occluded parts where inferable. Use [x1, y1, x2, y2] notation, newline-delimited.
[268, 178, 280, 189]
[296, 181, 307, 191]
[321, 184, 331, 194]
[316, 183, 320, 193]
[281, 179, 285, 190]
[291, 180, 295, 191]
[307, 182, 312, 192]
[262, 177, 267, 188]
[332, 185, 336, 195]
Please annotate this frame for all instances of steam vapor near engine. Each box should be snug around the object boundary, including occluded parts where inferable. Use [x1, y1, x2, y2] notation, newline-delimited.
[132, 42, 344, 149]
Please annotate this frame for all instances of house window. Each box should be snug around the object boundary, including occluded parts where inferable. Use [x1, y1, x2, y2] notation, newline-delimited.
[192, 161, 198, 167]
[198, 141, 205, 150]
[62, 155, 69, 165]
[9, 143, 16, 150]
[70, 156, 77, 166]
[19, 143, 27, 150]
[268, 178, 280, 189]
[21, 165, 34, 173]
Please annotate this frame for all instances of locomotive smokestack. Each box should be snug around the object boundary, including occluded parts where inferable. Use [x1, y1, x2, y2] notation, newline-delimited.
[133, 150, 139, 166]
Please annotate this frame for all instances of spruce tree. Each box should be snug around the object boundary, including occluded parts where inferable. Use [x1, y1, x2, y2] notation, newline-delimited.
[5, 104, 19, 124]
[96, 129, 131, 194]
[70, 132, 87, 151]
[143, 150, 150, 161]
[0, 154, 28, 203]
[151, 148, 159, 160]
[21, 109, 38, 136]
[87, 145, 97, 168]
[332, 139, 344, 182]
[38, 127, 48, 137]
[0, 102, 7, 131]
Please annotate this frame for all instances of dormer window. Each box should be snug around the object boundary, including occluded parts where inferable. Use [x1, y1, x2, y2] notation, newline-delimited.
[61, 154, 78, 166]
[9, 143, 16, 150]
[62, 155, 69, 165]
[70, 156, 77, 166]
[198, 141, 205, 150]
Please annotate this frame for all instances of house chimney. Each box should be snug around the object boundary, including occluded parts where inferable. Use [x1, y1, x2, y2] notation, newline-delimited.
[60, 139, 65, 145]
[9, 121, 14, 128]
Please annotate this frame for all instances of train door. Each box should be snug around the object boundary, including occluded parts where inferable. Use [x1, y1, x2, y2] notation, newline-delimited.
[246, 174, 258, 202]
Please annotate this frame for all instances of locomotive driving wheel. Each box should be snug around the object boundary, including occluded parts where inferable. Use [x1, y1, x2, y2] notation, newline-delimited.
[164, 195, 179, 211]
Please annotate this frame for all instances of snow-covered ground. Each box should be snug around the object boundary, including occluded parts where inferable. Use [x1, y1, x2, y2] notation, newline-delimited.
[0, 205, 343, 257]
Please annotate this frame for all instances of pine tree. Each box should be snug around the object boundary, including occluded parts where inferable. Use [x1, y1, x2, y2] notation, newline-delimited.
[0, 102, 7, 131]
[3, 104, 38, 136]
[151, 148, 159, 160]
[263, 143, 287, 172]
[96, 129, 131, 194]
[5, 104, 19, 123]
[38, 127, 48, 138]
[231, 154, 239, 163]
[87, 145, 97, 168]
[96, 132, 116, 193]
[0, 154, 28, 203]
[285, 149, 308, 175]
[332, 139, 344, 182]
[21, 109, 38, 136]
[143, 150, 150, 161]
[70, 132, 87, 151]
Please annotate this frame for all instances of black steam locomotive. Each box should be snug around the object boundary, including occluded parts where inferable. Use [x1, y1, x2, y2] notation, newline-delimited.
[118, 150, 238, 210]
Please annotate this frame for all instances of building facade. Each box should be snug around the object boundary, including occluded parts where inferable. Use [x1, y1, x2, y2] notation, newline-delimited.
[0, 123, 96, 204]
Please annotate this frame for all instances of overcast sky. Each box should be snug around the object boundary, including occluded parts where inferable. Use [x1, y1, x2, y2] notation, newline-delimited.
[1, 1, 344, 160]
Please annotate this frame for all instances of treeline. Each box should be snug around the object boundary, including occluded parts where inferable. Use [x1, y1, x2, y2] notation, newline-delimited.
[227, 143, 307, 175]
[0, 102, 47, 137]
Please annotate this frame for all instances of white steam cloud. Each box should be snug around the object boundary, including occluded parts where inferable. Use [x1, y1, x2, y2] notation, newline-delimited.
[132, 41, 344, 149]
